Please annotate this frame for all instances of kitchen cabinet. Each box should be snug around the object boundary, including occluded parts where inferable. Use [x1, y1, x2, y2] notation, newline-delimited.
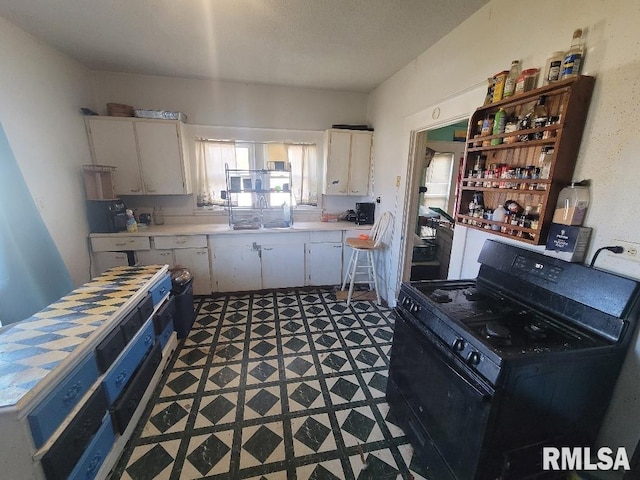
[323, 129, 373, 195]
[0, 266, 176, 480]
[210, 241, 262, 292]
[262, 243, 305, 288]
[305, 231, 343, 286]
[136, 236, 211, 295]
[86, 117, 192, 196]
[94, 251, 129, 274]
[455, 75, 595, 245]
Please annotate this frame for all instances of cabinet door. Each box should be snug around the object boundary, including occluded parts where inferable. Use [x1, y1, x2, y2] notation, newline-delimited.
[174, 248, 212, 295]
[348, 132, 372, 195]
[136, 249, 174, 267]
[305, 242, 343, 286]
[262, 244, 305, 289]
[135, 122, 187, 195]
[87, 118, 143, 195]
[94, 251, 129, 275]
[325, 130, 351, 195]
[212, 244, 262, 292]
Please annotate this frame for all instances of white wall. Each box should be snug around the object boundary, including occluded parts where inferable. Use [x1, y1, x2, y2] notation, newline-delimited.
[0, 17, 94, 286]
[367, 0, 640, 460]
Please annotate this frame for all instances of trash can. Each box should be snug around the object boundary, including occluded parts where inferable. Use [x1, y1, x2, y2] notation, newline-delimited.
[170, 268, 195, 339]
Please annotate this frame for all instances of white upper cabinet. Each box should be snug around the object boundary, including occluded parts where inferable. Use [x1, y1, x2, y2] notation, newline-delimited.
[323, 129, 373, 196]
[86, 117, 192, 196]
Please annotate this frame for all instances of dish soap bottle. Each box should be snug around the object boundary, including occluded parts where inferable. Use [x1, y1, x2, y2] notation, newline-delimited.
[126, 209, 138, 232]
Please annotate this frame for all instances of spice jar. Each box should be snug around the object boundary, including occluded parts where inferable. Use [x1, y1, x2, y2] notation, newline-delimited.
[515, 68, 539, 95]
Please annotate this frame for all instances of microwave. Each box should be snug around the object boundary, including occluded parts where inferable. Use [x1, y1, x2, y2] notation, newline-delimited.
[86, 199, 128, 233]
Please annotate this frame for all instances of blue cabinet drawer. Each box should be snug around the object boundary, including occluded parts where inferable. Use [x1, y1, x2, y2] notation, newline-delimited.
[150, 274, 172, 306]
[111, 343, 162, 434]
[41, 387, 107, 479]
[157, 319, 175, 350]
[28, 354, 99, 448]
[138, 293, 154, 322]
[67, 414, 115, 480]
[153, 296, 175, 335]
[101, 319, 155, 404]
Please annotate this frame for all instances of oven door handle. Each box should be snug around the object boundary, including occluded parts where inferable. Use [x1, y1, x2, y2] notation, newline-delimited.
[397, 306, 494, 402]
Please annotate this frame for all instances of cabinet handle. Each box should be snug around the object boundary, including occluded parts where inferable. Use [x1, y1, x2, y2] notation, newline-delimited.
[130, 188, 141, 193]
[160, 252, 172, 256]
[333, 245, 342, 248]
[115, 370, 128, 387]
[147, 188, 157, 193]
[115, 242, 127, 246]
[338, 189, 347, 193]
[197, 251, 207, 255]
[144, 334, 153, 346]
[86, 451, 103, 476]
[351, 190, 360, 193]
[63, 382, 82, 406]
[176, 239, 187, 244]
[263, 247, 273, 251]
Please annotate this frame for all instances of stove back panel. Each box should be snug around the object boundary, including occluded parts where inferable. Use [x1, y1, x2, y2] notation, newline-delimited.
[476, 240, 640, 342]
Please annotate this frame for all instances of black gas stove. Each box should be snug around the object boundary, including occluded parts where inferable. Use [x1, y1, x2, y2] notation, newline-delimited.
[388, 240, 640, 479]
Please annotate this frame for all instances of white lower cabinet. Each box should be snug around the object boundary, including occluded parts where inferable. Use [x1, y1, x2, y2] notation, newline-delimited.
[136, 249, 174, 266]
[305, 242, 343, 286]
[174, 248, 211, 295]
[94, 251, 129, 274]
[262, 244, 305, 289]
[211, 242, 262, 292]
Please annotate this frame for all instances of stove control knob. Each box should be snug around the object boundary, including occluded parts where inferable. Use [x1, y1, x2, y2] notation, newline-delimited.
[452, 338, 465, 351]
[467, 351, 481, 365]
[402, 297, 411, 308]
[410, 303, 420, 314]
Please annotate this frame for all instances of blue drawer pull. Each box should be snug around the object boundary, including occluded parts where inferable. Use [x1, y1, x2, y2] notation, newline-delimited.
[144, 334, 153, 347]
[63, 382, 82, 406]
[159, 287, 166, 295]
[86, 451, 103, 477]
[115, 370, 128, 387]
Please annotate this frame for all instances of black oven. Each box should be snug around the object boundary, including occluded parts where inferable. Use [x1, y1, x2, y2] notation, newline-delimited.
[387, 240, 640, 479]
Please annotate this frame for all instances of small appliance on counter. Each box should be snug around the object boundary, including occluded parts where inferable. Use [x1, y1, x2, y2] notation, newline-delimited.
[355, 202, 375, 225]
[86, 199, 128, 233]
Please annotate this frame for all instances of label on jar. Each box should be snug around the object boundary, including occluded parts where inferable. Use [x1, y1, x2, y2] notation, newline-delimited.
[548, 60, 562, 82]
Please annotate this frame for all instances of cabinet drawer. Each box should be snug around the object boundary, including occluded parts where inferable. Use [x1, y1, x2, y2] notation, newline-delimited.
[67, 414, 115, 480]
[150, 274, 172, 306]
[95, 327, 126, 374]
[41, 387, 108, 480]
[157, 320, 175, 350]
[153, 297, 175, 335]
[28, 354, 99, 448]
[154, 235, 207, 249]
[102, 319, 155, 404]
[138, 293, 154, 322]
[111, 343, 162, 434]
[119, 307, 143, 344]
[91, 236, 151, 252]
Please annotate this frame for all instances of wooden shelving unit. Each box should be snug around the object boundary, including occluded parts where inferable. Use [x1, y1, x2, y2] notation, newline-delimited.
[455, 75, 595, 245]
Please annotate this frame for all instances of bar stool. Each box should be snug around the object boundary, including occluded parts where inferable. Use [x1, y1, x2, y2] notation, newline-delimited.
[341, 211, 393, 306]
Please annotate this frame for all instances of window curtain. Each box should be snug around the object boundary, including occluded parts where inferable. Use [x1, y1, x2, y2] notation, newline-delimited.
[287, 144, 318, 205]
[196, 140, 236, 207]
[0, 124, 73, 325]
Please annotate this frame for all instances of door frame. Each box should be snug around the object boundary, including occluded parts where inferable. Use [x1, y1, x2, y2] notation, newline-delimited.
[394, 84, 485, 297]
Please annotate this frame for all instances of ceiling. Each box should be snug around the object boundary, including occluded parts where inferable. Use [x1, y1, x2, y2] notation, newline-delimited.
[0, 0, 488, 92]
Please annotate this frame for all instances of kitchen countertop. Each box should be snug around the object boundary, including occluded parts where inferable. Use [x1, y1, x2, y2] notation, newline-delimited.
[89, 221, 371, 237]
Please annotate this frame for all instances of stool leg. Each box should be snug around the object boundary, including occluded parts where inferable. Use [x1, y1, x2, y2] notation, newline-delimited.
[369, 250, 381, 305]
[346, 250, 359, 306]
[341, 248, 356, 291]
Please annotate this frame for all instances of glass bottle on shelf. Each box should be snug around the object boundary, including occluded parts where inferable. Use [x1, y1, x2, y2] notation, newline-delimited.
[561, 29, 584, 80]
[503, 60, 521, 98]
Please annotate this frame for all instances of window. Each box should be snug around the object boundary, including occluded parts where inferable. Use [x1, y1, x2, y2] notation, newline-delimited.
[421, 152, 454, 213]
[196, 139, 317, 209]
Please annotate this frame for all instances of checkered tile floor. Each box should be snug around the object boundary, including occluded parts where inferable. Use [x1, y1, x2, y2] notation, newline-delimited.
[110, 288, 428, 480]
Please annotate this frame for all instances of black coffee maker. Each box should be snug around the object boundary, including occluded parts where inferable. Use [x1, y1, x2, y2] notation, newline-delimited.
[355, 202, 375, 225]
[86, 199, 128, 233]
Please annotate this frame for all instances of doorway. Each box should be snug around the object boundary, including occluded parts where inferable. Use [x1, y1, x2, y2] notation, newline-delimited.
[408, 121, 467, 281]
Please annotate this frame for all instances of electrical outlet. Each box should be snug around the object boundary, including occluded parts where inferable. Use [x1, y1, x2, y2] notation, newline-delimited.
[612, 240, 640, 263]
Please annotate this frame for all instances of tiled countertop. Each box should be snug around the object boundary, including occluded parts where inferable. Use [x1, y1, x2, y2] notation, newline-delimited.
[0, 265, 168, 409]
[89, 221, 370, 237]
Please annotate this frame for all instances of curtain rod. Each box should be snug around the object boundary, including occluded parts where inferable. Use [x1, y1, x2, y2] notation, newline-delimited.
[196, 137, 315, 146]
